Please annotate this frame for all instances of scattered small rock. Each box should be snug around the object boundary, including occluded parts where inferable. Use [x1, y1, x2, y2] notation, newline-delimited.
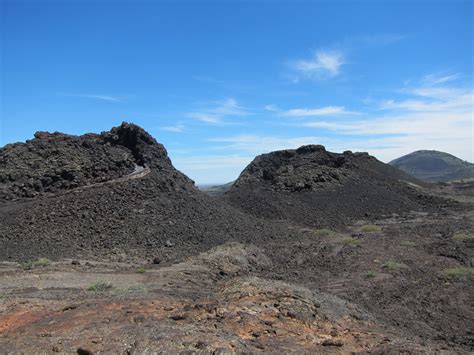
[321, 339, 344, 347]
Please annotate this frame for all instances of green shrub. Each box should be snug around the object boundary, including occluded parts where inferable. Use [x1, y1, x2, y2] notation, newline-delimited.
[313, 228, 336, 237]
[87, 281, 113, 292]
[364, 271, 377, 278]
[401, 241, 417, 247]
[381, 260, 407, 270]
[443, 267, 474, 280]
[113, 285, 147, 296]
[21, 257, 51, 270]
[137, 267, 147, 274]
[451, 233, 474, 241]
[361, 224, 381, 233]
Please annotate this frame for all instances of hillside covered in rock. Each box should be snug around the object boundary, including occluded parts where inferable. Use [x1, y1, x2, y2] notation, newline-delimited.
[0, 123, 281, 262]
[224, 145, 450, 227]
[0, 123, 193, 202]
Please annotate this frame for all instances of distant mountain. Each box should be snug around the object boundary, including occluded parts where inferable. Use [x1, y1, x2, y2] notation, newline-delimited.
[199, 181, 234, 196]
[389, 150, 474, 182]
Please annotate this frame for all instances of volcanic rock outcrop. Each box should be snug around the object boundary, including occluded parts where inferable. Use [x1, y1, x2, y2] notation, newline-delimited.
[0, 123, 278, 261]
[224, 145, 450, 227]
[0, 123, 192, 202]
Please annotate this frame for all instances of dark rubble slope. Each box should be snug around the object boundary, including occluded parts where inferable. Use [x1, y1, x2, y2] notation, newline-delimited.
[223, 145, 451, 227]
[389, 150, 474, 182]
[0, 123, 280, 262]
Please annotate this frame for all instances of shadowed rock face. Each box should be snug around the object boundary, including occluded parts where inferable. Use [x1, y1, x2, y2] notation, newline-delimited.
[224, 145, 450, 227]
[0, 122, 194, 202]
[101, 122, 173, 169]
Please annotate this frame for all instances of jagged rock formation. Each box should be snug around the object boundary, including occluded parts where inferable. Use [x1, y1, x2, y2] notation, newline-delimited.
[0, 123, 193, 202]
[389, 150, 474, 182]
[224, 145, 450, 227]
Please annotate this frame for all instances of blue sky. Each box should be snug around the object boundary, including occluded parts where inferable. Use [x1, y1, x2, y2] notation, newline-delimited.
[2, 0, 473, 184]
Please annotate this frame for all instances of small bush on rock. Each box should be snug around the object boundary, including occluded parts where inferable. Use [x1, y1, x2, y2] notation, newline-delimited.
[87, 281, 113, 292]
[382, 260, 407, 270]
[443, 267, 474, 280]
[361, 224, 381, 233]
[21, 258, 51, 270]
[313, 228, 336, 237]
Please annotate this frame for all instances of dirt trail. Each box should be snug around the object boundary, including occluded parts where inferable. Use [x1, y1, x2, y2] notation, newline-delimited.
[0, 164, 150, 213]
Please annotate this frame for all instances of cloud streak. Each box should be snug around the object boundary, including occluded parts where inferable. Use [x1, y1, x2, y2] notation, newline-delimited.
[299, 84, 473, 161]
[187, 98, 250, 124]
[161, 124, 186, 133]
[59, 93, 122, 102]
[291, 50, 345, 78]
[282, 106, 358, 117]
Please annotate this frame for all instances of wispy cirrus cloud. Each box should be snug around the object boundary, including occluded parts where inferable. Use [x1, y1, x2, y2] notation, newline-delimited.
[299, 82, 473, 161]
[161, 124, 186, 133]
[421, 72, 460, 86]
[209, 134, 324, 155]
[291, 50, 345, 78]
[264, 104, 358, 116]
[58, 93, 122, 102]
[282, 106, 358, 117]
[187, 98, 250, 125]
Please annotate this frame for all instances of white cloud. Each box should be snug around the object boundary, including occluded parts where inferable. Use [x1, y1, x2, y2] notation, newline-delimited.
[59, 93, 121, 102]
[264, 104, 280, 112]
[209, 135, 325, 155]
[161, 124, 186, 133]
[282, 106, 357, 117]
[380, 87, 473, 112]
[292, 50, 345, 77]
[187, 98, 250, 124]
[421, 72, 460, 86]
[300, 85, 474, 162]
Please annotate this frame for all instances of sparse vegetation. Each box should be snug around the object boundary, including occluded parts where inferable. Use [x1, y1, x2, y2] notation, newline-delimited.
[21, 257, 51, 270]
[313, 228, 336, 237]
[361, 224, 381, 233]
[364, 271, 377, 278]
[87, 281, 113, 292]
[401, 241, 417, 247]
[381, 260, 407, 270]
[443, 267, 474, 280]
[451, 233, 474, 241]
[341, 237, 361, 247]
[113, 285, 147, 297]
[137, 267, 147, 274]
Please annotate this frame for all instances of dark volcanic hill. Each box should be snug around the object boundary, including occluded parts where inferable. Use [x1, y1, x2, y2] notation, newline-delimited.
[0, 123, 192, 202]
[0, 123, 281, 261]
[389, 150, 474, 182]
[223, 145, 449, 227]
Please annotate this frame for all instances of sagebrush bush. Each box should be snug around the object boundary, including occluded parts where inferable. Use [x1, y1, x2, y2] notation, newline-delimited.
[87, 281, 113, 292]
[313, 228, 335, 237]
[21, 257, 51, 270]
[443, 267, 474, 280]
[361, 224, 381, 233]
[382, 260, 407, 270]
